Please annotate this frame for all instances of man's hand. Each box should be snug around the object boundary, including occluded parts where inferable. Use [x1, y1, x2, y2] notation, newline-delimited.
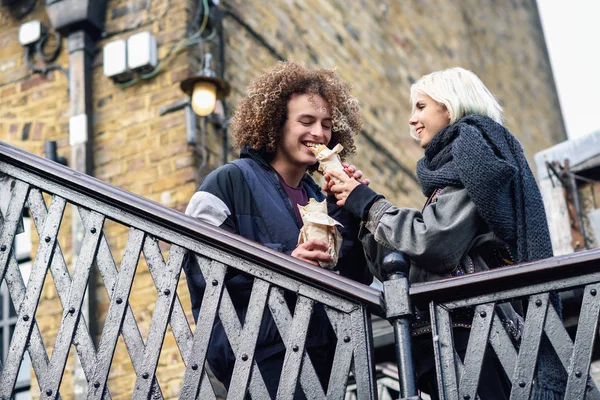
[326, 169, 362, 207]
[291, 239, 334, 266]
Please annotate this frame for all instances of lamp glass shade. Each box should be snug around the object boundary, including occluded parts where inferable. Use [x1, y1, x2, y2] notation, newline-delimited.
[191, 81, 217, 116]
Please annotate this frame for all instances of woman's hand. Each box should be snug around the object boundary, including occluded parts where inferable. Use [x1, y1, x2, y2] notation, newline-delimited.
[322, 162, 369, 195]
[342, 162, 370, 186]
[291, 239, 333, 266]
[326, 169, 362, 206]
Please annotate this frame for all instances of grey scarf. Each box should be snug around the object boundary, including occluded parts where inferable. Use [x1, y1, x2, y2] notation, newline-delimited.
[417, 114, 553, 263]
[417, 114, 565, 398]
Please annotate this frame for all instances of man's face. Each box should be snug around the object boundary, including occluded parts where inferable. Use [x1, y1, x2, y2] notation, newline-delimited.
[275, 93, 333, 168]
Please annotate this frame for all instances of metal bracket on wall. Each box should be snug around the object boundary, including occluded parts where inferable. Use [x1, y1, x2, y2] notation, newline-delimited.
[546, 159, 587, 250]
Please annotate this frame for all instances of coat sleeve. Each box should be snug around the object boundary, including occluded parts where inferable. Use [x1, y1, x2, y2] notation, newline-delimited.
[328, 197, 373, 285]
[356, 186, 484, 273]
[183, 164, 248, 322]
[185, 164, 241, 234]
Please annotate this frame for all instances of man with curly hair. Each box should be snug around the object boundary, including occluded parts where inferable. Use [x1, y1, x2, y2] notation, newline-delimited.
[183, 61, 372, 397]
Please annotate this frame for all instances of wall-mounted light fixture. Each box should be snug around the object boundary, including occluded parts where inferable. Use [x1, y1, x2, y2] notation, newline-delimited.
[157, 0, 231, 169]
[180, 53, 230, 117]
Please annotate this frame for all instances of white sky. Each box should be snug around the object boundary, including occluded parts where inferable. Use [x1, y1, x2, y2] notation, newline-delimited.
[537, 0, 600, 140]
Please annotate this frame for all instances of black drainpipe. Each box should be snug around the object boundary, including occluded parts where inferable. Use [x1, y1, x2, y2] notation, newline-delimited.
[45, 1, 107, 397]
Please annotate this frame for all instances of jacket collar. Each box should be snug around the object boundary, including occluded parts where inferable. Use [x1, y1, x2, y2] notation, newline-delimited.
[240, 145, 321, 193]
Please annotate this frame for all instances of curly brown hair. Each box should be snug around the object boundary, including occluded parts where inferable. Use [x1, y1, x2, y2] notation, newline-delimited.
[229, 61, 361, 161]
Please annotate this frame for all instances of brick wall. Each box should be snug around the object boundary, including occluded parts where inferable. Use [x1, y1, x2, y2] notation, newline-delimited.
[218, 0, 566, 206]
[0, 0, 565, 398]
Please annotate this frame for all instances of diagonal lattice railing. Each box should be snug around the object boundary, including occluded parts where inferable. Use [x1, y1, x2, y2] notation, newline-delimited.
[5, 139, 600, 399]
[0, 141, 384, 399]
[409, 249, 600, 399]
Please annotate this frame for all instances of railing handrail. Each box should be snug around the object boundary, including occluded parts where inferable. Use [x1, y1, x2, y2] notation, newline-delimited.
[0, 141, 384, 314]
[410, 247, 600, 307]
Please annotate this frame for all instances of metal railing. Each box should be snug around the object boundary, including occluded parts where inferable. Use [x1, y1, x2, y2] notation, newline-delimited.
[3, 140, 600, 399]
[407, 249, 600, 399]
[0, 142, 383, 399]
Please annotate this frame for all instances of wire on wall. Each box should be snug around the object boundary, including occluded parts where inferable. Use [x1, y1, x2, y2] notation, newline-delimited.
[116, 0, 213, 88]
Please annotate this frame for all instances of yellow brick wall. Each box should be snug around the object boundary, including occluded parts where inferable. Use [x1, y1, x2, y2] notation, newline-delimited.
[218, 0, 566, 207]
[1, 1, 199, 398]
[0, 0, 565, 398]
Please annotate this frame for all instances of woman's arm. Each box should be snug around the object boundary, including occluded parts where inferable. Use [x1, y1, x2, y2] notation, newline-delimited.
[359, 186, 482, 272]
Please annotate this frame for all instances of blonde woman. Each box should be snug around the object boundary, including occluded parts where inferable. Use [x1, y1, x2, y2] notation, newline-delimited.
[326, 67, 565, 399]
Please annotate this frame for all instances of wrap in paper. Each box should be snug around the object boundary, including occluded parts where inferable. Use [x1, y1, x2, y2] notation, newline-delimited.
[311, 144, 344, 184]
[297, 198, 342, 269]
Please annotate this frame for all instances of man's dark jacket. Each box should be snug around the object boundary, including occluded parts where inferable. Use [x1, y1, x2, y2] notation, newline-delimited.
[183, 146, 371, 384]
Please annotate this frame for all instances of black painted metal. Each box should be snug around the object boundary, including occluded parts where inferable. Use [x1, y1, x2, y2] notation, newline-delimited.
[0, 142, 384, 313]
[410, 249, 600, 308]
[458, 303, 495, 399]
[565, 284, 600, 398]
[5, 141, 600, 398]
[381, 252, 418, 399]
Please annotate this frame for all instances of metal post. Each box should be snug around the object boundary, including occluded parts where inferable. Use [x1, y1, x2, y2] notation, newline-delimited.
[382, 252, 419, 399]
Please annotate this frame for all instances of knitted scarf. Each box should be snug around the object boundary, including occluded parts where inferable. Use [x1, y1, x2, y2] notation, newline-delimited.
[416, 114, 565, 398]
[416, 114, 553, 263]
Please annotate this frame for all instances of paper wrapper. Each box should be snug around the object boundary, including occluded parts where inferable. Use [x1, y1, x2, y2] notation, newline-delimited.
[297, 198, 343, 269]
[311, 144, 345, 184]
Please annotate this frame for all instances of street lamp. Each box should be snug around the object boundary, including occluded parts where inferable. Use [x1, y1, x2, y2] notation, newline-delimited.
[180, 53, 230, 116]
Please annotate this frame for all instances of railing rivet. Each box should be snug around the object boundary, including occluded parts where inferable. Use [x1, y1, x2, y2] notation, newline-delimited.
[90, 227, 96, 234]
[535, 299, 542, 307]
[241, 354, 248, 361]
[116, 298, 123, 304]
[191, 364, 198, 370]
[519, 381, 526, 388]
[164, 289, 171, 296]
[45, 236, 51, 243]
[212, 279, 218, 286]
[0, 245, 6, 251]
[94, 382, 100, 388]
[69, 307, 75, 314]
[591, 289, 597, 296]
[344, 336, 351, 343]
[46, 389, 53, 396]
[23, 315, 29, 321]
[292, 345, 299, 352]
[576, 371, 582, 378]
[142, 372, 149, 379]
[479, 311, 487, 318]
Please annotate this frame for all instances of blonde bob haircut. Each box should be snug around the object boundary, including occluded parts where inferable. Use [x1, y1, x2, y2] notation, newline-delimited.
[409, 67, 503, 139]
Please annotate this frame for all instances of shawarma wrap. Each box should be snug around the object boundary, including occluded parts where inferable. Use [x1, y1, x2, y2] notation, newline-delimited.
[310, 143, 345, 184]
[297, 198, 342, 269]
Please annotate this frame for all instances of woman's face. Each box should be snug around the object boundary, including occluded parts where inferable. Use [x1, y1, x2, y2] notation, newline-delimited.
[409, 93, 450, 148]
